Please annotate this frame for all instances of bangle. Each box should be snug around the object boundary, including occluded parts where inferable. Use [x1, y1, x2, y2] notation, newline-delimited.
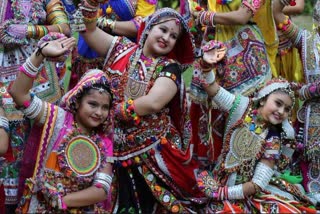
[227, 184, 244, 200]
[116, 99, 141, 125]
[56, 24, 63, 33]
[277, 16, 290, 30]
[252, 182, 261, 194]
[212, 86, 235, 111]
[199, 59, 213, 72]
[252, 162, 274, 190]
[106, 19, 116, 31]
[0, 116, 9, 133]
[203, 71, 215, 86]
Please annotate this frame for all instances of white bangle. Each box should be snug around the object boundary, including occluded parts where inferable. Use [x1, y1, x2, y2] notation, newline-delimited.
[228, 184, 244, 200]
[212, 86, 235, 111]
[203, 71, 215, 85]
[93, 172, 112, 194]
[252, 162, 274, 190]
[0, 116, 9, 132]
[22, 96, 43, 119]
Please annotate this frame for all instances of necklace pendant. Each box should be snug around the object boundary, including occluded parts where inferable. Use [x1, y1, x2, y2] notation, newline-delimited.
[255, 126, 262, 134]
[244, 115, 252, 123]
[249, 123, 255, 131]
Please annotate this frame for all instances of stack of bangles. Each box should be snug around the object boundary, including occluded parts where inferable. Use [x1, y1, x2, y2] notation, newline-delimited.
[97, 18, 116, 31]
[93, 172, 112, 194]
[20, 57, 42, 78]
[0, 116, 9, 133]
[252, 162, 274, 192]
[214, 184, 245, 200]
[199, 11, 216, 27]
[117, 99, 141, 125]
[20, 93, 43, 120]
[299, 82, 320, 100]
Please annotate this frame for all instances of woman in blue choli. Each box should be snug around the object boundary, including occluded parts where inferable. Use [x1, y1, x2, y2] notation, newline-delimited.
[70, 0, 158, 89]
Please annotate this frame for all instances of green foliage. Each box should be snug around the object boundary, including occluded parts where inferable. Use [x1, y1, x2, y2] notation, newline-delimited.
[157, 0, 179, 9]
[303, 0, 317, 15]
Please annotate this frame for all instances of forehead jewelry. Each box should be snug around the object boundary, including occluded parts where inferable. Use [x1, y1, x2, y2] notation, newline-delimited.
[92, 86, 106, 94]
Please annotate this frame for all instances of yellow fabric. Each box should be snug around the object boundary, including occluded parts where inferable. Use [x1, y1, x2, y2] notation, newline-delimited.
[207, 0, 278, 76]
[135, 0, 157, 17]
[275, 48, 304, 82]
[253, 0, 278, 77]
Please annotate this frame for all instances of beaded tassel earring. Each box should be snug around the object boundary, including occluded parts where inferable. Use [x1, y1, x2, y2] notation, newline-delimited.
[244, 109, 264, 134]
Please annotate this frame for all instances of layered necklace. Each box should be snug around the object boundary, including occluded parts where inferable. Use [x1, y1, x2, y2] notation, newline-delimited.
[125, 48, 160, 99]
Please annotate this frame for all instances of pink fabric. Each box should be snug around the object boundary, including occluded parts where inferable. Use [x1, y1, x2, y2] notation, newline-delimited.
[300, 160, 310, 192]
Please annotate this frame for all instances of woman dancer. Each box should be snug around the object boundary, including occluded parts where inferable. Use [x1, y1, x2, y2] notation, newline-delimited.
[70, 0, 158, 89]
[79, 5, 206, 213]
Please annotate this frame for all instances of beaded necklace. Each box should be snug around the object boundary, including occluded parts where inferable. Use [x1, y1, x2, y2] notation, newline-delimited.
[244, 108, 266, 135]
[57, 120, 104, 178]
[125, 48, 160, 99]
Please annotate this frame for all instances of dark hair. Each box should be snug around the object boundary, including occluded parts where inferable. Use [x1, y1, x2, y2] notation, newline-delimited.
[78, 83, 113, 107]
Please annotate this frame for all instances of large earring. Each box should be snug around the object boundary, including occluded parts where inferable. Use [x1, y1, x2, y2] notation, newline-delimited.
[260, 101, 265, 106]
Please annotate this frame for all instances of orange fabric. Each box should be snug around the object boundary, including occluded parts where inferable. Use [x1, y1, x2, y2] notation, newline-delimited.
[45, 152, 61, 172]
[222, 201, 244, 213]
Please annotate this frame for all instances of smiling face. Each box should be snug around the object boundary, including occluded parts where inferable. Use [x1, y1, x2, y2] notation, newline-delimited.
[258, 91, 293, 125]
[142, 18, 181, 57]
[75, 89, 111, 134]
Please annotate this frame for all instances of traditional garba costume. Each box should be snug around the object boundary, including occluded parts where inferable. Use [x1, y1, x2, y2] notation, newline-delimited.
[189, 0, 275, 166]
[103, 8, 206, 213]
[196, 78, 317, 213]
[17, 70, 113, 213]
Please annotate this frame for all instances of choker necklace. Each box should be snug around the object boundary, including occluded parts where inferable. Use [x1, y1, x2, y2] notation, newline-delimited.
[73, 121, 95, 137]
[244, 109, 266, 134]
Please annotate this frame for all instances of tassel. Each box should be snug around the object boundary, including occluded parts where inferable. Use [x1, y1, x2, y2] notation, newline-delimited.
[249, 123, 255, 131]
[255, 126, 262, 134]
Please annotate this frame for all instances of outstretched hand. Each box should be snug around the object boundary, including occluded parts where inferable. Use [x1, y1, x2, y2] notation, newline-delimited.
[203, 47, 227, 65]
[40, 37, 76, 58]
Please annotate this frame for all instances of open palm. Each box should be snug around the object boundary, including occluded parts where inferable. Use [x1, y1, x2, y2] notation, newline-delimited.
[40, 37, 76, 58]
[203, 47, 227, 65]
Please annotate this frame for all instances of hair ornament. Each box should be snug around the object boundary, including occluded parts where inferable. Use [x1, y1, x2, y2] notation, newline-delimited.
[92, 86, 107, 94]
[253, 77, 295, 106]
[60, 69, 112, 113]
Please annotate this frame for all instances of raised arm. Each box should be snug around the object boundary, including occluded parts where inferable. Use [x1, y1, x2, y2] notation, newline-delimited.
[192, 1, 257, 26]
[282, 0, 304, 15]
[273, 0, 304, 48]
[9, 36, 76, 122]
[79, 0, 116, 57]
